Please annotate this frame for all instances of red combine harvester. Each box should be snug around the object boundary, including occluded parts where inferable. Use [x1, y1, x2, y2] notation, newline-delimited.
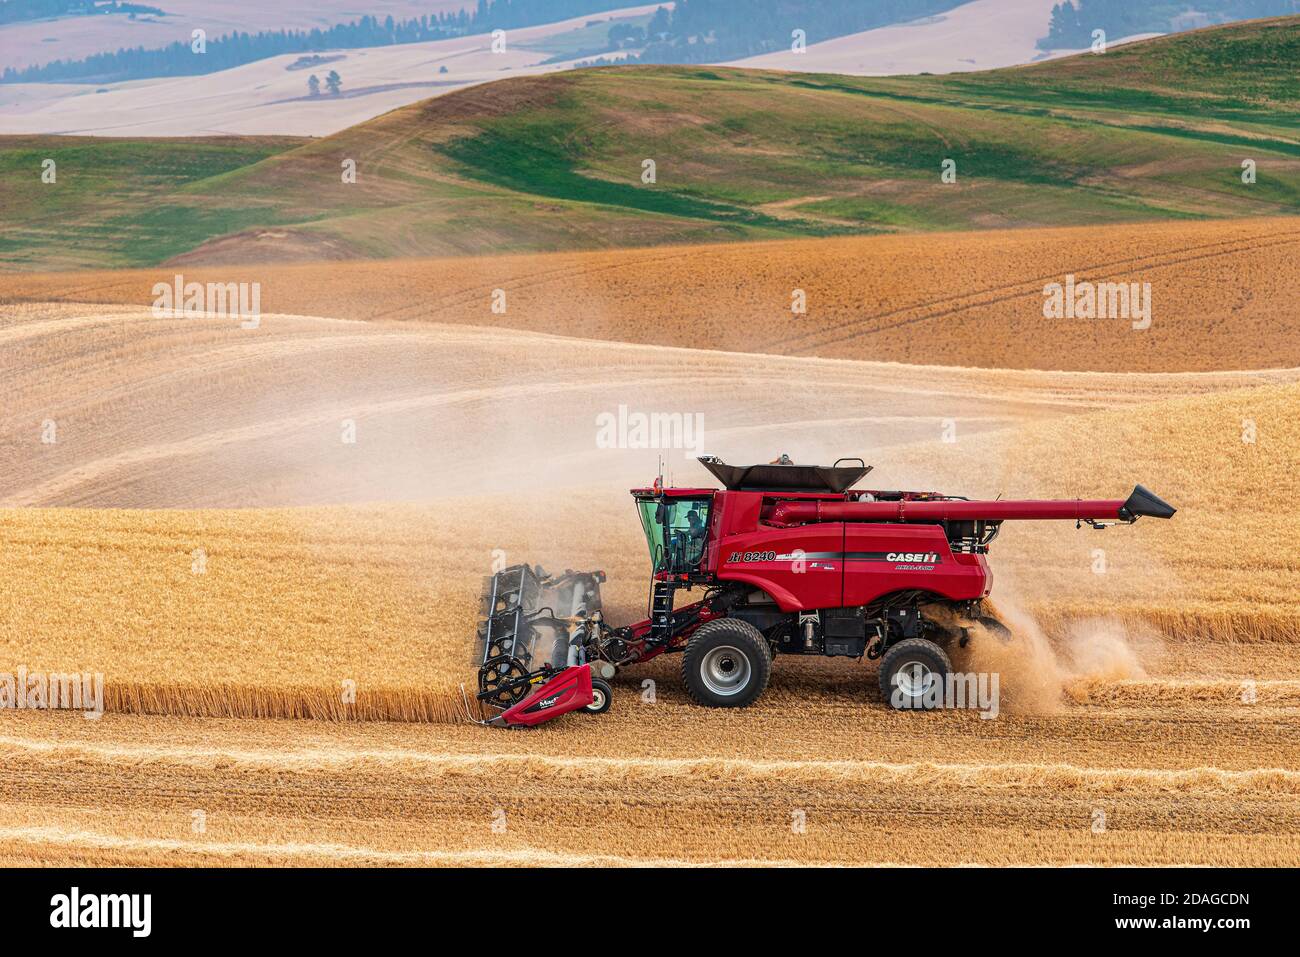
[474, 455, 1175, 727]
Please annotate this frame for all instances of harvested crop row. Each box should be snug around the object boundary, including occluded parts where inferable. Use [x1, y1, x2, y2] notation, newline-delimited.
[1, 710, 1296, 866]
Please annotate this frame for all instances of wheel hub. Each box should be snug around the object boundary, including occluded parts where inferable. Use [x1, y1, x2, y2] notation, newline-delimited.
[700, 645, 751, 696]
[894, 661, 936, 700]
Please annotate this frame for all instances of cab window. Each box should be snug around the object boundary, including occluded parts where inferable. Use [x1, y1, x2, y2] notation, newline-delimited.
[637, 497, 711, 573]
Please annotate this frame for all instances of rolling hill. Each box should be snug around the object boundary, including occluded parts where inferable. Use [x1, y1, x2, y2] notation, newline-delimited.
[5, 217, 1300, 372]
[735, 0, 1073, 76]
[1, 16, 1297, 270]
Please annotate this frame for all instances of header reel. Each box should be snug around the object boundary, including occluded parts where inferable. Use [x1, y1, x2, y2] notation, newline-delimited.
[473, 564, 614, 725]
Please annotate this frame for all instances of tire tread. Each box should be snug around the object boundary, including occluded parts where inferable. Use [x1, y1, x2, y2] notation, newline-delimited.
[681, 618, 772, 708]
[878, 637, 952, 707]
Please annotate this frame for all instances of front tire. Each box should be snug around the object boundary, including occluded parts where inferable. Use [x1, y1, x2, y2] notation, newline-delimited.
[681, 618, 772, 708]
[879, 637, 951, 710]
[584, 678, 613, 714]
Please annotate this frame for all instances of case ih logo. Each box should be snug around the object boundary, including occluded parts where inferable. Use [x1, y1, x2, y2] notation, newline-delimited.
[842, 551, 943, 564]
[730, 550, 941, 565]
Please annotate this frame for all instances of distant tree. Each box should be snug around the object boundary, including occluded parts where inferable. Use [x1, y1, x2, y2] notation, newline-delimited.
[307, 73, 320, 96]
[609, 22, 646, 47]
[325, 69, 342, 95]
[647, 6, 670, 39]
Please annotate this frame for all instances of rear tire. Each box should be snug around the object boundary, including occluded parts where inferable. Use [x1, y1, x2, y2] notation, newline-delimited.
[879, 637, 951, 710]
[681, 618, 772, 708]
[584, 677, 613, 714]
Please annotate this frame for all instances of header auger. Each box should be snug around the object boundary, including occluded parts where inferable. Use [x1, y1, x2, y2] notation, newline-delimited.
[473, 455, 1175, 727]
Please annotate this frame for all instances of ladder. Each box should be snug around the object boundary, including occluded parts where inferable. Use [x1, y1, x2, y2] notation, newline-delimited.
[649, 579, 676, 645]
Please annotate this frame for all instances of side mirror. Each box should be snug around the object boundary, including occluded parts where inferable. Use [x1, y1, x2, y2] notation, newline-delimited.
[654, 504, 666, 523]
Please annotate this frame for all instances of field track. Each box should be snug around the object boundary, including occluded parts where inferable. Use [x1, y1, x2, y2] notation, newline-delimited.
[3, 660, 1298, 866]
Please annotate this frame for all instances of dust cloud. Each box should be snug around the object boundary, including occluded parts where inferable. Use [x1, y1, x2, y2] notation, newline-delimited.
[955, 597, 1161, 713]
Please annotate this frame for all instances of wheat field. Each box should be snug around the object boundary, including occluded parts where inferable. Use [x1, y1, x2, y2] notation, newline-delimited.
[3, 682, 1298, 866]
[1, 363, 1298, 722]
[6, 216, 1299, 372]
[2, 217, 1298, 864]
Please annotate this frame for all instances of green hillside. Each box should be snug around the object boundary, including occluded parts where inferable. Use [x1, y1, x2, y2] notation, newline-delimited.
[0, 135, 307, 270]
[1, 16, 1297, 270]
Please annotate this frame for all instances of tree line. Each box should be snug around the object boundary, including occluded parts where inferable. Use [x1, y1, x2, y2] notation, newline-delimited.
[1, 0, 162, 26]
[1040, 0, 1299, 48]
[633, 0, 970, 64]
[1, 0, 630, 83]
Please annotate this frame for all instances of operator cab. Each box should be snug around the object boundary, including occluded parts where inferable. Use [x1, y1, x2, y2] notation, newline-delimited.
[635, 493, 712, 575]
[633, 456, 872, 577]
